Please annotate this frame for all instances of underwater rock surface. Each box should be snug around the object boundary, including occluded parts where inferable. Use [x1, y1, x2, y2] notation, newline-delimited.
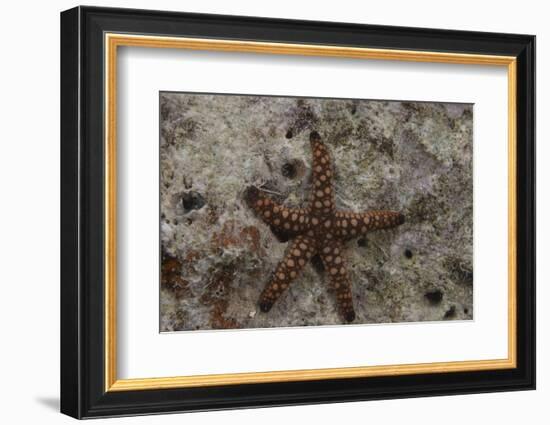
[159, 92, 473, 332]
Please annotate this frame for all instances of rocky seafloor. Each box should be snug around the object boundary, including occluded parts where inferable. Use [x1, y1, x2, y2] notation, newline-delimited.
[159, 92, 473, 332]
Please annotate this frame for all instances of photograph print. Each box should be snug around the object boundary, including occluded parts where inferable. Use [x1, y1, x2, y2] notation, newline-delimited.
[159, 92, 473, 332]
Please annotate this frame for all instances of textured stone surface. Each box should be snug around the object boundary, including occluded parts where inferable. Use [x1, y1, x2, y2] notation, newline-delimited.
[159, 92, 473, 332]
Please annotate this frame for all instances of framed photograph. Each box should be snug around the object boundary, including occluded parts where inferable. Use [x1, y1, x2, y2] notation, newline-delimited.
[60, 6, 535, 419]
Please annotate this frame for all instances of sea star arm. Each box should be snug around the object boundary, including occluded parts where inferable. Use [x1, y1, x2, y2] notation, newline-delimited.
[308, 131, 335, 215]
[244, 186, 311, 236]
[319, 240, 356, 322]
[334, 210, 405, 238]
[258, 234, 316, 312]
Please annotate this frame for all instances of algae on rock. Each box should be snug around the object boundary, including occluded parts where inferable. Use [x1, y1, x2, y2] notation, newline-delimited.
[159, 92, 473, 332]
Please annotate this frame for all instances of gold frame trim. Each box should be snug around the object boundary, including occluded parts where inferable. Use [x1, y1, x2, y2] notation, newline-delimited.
[104, 33, 518, 392]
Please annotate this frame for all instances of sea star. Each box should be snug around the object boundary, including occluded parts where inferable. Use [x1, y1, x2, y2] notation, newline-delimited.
[245, 131, 404, 323]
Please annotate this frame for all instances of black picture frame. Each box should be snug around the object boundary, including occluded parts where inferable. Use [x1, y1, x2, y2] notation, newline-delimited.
[60, 5, 535, 419]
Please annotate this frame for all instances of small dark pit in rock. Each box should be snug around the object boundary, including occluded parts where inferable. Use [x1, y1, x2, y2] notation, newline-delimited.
[285, 129, 293, 139]
[424, 290, 443, 305]
[310, 254, 325, 274]
[444, 305, 457, 319]
[281, 159, 305, 180]
[281, 162, 297, 179]
[404, 249, 413, 259]
[464, 308, 469, 314]
[357, 238, 368, 248]
[182, 191, 206, 212]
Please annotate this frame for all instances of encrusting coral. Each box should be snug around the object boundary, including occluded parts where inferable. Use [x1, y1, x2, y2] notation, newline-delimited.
[159, 93, 473, 331]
